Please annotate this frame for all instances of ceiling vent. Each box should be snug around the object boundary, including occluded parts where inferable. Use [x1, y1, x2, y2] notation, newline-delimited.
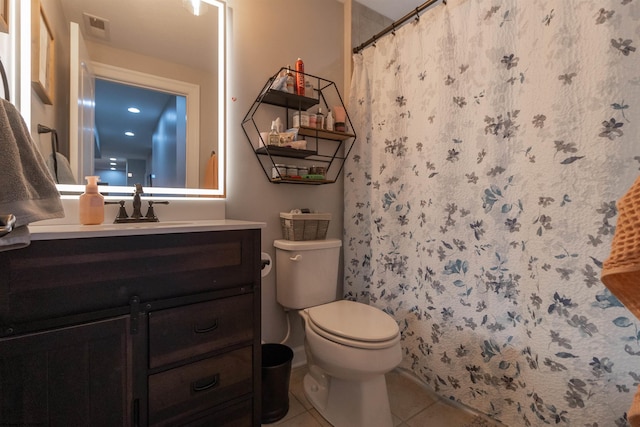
[83, 13, 111, 41]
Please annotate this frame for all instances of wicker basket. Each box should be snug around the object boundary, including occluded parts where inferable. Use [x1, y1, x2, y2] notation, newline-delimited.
[602, 175, 640, 319]
[280, 212, 331, 241]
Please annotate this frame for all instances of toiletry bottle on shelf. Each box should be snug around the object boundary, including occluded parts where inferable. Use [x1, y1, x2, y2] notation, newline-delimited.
[325, 109, 334, 131]
[333, 106, 346, 132]
[268, 120, 280, 146]
[316, 107, 325, 129]
[79, 176, 104, 225]
[308, 109, 317, 128]
[305, 80, 314, 98]
[295, 58, 305, 96]
[285, 66, 295, 94]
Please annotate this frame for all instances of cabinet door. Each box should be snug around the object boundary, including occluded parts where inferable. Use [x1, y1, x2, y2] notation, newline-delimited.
[0, 316, 131, 427]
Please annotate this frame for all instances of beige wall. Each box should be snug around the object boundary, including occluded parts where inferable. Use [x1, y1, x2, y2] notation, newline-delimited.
[226, 0, 346, 351]
[228, 0, 386, 357]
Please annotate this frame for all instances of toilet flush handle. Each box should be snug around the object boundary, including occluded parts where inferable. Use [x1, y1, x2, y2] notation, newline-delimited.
[289, 254, 302, 261]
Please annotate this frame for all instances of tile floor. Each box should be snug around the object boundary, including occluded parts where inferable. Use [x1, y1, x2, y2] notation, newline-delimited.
[263, 366, 504, 427]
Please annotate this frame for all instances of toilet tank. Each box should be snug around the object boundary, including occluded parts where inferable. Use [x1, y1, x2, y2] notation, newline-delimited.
[274, 239, 342, 309]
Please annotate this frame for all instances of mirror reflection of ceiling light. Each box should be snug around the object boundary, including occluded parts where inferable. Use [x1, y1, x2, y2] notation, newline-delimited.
[110, 167, 116, 171]
[110, 157, 117, 161]
[128, 173, 133, 178]
[183, 0, 207, 16]
[110, 162, 117, 166]
[128, 107, 141, 113]
[125, 131, 135, 137]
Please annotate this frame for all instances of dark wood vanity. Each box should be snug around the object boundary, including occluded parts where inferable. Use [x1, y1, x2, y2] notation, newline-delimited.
[0, 226, 262, 426]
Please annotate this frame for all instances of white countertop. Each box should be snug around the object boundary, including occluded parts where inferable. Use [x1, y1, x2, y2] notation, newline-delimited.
[29, 220, 266, 240]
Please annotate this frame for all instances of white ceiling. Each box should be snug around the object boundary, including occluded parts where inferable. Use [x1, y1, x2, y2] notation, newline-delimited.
[357, 0, 426, 21]
[60, 0, 218, 73]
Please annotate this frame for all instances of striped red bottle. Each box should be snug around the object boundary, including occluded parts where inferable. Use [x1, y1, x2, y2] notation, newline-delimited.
[295, 58, 305, 96]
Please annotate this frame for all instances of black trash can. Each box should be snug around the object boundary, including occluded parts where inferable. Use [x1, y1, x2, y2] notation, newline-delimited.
[261, 343, 294, 424]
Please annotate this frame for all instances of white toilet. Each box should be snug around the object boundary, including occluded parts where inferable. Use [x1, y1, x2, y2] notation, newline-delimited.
[274, 238, 401, 427]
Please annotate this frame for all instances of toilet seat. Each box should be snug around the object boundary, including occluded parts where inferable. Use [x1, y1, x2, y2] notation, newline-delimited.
[306, 300, 400, 350]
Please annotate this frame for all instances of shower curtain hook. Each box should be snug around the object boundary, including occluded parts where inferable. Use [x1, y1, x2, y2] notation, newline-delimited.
[372, 35, 377, 47]
[414, 7, 420, 22]
[391, 22, 396, 36]
[442, 0, 447, 5]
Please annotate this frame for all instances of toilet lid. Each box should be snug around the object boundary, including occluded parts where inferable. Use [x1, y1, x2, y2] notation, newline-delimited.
[307, 300, 399, 342]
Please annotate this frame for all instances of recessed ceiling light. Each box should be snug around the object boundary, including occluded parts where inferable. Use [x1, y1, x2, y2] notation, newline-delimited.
[110, 157, 117, 161]
[128, 107, 140, 113]
[125, 131, 135, 137]
[110, 162, 117, 166]
[127, 173, 133, 178]
[110, 167, 116, 170]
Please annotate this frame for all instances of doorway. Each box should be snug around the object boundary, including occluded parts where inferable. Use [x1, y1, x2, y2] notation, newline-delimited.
[90, 62, 201, 189]
[93, 78, 187, 188]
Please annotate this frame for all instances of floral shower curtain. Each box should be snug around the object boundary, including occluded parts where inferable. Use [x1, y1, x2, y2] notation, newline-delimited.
[345, 1, 640, 425]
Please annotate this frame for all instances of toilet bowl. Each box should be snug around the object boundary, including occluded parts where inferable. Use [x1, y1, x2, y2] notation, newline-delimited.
[299, 301, 401, 427]
[274, 239, 401, 427]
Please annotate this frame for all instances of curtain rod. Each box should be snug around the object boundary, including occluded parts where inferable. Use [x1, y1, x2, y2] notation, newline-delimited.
[352, 0, 446, 54]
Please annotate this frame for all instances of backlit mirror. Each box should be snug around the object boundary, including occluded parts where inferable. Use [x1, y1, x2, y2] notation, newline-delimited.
[36, 0, 226, 197]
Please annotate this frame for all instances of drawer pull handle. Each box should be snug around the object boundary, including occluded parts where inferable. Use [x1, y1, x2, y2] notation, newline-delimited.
[193, 319, 218, 334]
[192, 374, 220, 392]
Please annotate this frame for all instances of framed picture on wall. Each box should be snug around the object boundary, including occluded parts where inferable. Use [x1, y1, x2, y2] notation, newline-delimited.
[0, 0, 8, 33]
[31, 0, 54, 104]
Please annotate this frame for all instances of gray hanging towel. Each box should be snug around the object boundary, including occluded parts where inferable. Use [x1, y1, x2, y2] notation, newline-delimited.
[46, 152, 76, 184]
[0, 98, 64, 250]
[38, 124, 76, 184]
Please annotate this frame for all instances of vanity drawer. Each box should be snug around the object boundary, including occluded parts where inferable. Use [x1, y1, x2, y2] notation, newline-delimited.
[148, 294, 253, 368]
[148, 347, 252, 426]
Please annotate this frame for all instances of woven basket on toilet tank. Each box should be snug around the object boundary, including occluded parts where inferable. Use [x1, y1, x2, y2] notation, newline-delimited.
[280, 212, 331, 241]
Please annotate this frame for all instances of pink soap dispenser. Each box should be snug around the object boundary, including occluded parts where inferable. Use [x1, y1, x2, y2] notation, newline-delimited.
[79, 176, 105, 225]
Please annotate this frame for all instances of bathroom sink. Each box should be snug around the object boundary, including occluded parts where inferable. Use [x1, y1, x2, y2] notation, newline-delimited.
[29, 220, 267, 240]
